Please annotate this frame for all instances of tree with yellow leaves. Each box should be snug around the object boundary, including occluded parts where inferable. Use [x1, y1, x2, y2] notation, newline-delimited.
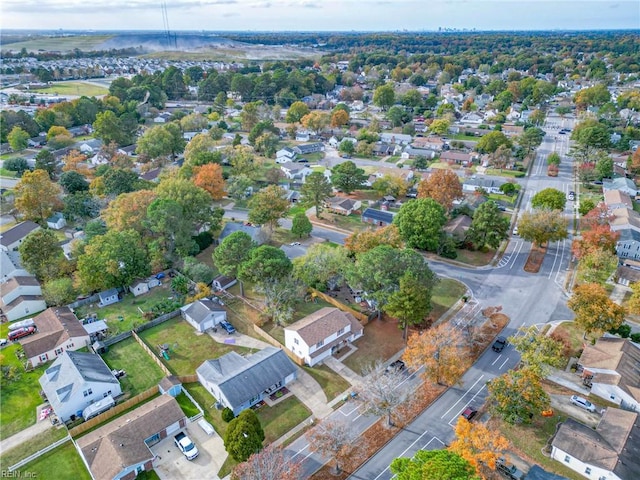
[15, 169, 63, 222]
[344, 224, 403, 254]
[568, 282, 625, 337]
[403, 323, 470, 386]
[186, 282, 212, 303]
[103, 190, 158, 234]
[450, 418, 510, 473]
[487, 367, 550, 425]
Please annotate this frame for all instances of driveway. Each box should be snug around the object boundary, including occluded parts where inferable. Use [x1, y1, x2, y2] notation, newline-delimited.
[549, 394, 602, 427]
[153, 422, 225, 480]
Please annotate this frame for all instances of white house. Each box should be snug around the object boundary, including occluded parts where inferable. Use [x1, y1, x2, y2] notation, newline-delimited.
[98, 288, 120, 307]
[380, 133, 413, 145]
[603, 178, 638, 197]
[284, 307, 364, 366]
[197, 346, 297, 415]
[459, 112, 484, 125]
[39, 350, 122, 422]
[0, 221, 40, 252]
[21, 307, 90, 367]
[181, 299, 227, 333]
[462, 177, 505, 194]
[577, 337, 640, 411]
[76, 395, 186, 480]
[276, 147, 297, 164]
[0, 251, 30, 283]
[46, 212, 67, 230]
[615, 229, 640, 261]
[551, 409, 639, 480]
[0, 276, 46, 322]
[279, 162, 313, 181]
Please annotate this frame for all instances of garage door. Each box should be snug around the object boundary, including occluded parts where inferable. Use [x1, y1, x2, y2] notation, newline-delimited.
[165, 421, 181, 436]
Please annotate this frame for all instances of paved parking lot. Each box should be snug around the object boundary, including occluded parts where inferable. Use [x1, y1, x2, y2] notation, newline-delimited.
[152, 422, 227, 480]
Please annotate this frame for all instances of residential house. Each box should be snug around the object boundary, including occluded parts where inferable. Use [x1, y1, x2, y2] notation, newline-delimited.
[219, 222, 266, 245]
[551, 409, 640, 480]
[39, 350, 122, 423]
[462, 177, 505, 194]
[502, 124, 525, 137]
[284, 307, 364, 366]
[444, 215, 472, 242]
[181, 298, 227, 333]
[295, 131, 311, 142]
[293, 142, 324, 155]
[46, 212, 67, 230]
[577, 337, 640, 411]
[605, 190, 633, 211]
[0, 221, 40, 252]
[279, 162, 313, 182]
[459, 113, 484, 125]
[21, 307, 90, 367]
[380, 133, 413, 145]
[372, 142, 394, 156]
[401, 147, 437, 160]
[324, 197, 362, 215]
[412, 136, 446, 151]
[609, 208, 640, 233]
[197, 346, 297, 415]
[212, 275, 237, 292]
[603, 178, 638, 198]
[616, 229, 640, 261]
[139, 168, 161, 182]
[0, 251, 29, 283]
[616, 264, 640, 286]
[276, 147, 297, 164]
[440, 151, 477, 166]
[0, 276, 46, 322]
[98, 288, 119, 307]
[361, 208, 396, 227]
[76, 394, 186, 480]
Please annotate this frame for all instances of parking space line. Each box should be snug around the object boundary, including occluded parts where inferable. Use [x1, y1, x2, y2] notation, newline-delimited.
[441, 375, 485, 419]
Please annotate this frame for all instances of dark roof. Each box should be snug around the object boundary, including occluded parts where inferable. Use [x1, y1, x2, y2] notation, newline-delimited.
[219, 222, 265, 245]
[525, 465, 569, 480]
[197, 347, 297, 409]
[0, 221, 40, 248]
[617, 228, 640, 244]
[294, 143, 323, 154]
[362, 208, 395, 224]
[77, 395, 185, 480]
[68, 350, 120, 384]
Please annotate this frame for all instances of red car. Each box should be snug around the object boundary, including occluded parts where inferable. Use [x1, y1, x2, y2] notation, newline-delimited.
[8, 326, 36, 341]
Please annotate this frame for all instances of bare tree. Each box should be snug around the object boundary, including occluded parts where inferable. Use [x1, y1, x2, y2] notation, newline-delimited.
[306, 419, 354, 475]
[357, 361, 411, 427]
[232, 445, 301, 480]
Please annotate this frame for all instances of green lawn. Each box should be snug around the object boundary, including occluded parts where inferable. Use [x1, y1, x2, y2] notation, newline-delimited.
[0, 344, 51, 437]
[288, 204, 308, 218]
[18, 440, 91, 480]
[257, 396, 311, 443]
[184, 383, 230, 438]
[0, 426, 68, 468]
[138, 318, 253, 375]
[30, 82, 109, 97]
[484, 168, 526, 178]
[75, 285, 177, 334]
[0, 168, 18, 178]
[101, 337, 165, 396]
[302, 364, 351, 402]
[430, 278, 468, 321]
[454, 248, 496, 267]
[175, 392, 201, 418]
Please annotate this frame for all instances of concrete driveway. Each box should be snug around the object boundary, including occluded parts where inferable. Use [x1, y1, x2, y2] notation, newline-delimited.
[153, 423, 226, 480]
[549, 394, 602, 427]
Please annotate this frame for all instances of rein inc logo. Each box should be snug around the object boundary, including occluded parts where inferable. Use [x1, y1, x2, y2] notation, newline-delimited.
[2, 471, 37, 478]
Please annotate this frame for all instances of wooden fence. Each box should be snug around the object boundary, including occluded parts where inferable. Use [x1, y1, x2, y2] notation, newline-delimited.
[135, 309, 180, 333]
[67, 294, 100, 310]
[252, 324, 305, 366]
[103, 331, 132, 347]
[69, 386, 159, 437]
[132, 330, 172, 376]
[177, 374, 198, 383]
[311, 289, 369, 325]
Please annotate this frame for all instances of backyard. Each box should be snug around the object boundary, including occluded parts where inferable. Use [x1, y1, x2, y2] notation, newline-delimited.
[138, 317, 254, 375]
[0, 344, 50, 437]
[75, 284, 177, 334]
[101, 337, 165, 397]
[0, 426, 68, 469]
[19, 440, 91, 480]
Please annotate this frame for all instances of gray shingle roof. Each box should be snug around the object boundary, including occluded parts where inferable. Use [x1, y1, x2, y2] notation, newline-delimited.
[0, 221, 40, 248]
[197, 347, 297, 409]
[182, 299, 225, 325]
[362, 208, 395, 224]
[219, 222, 265, 245]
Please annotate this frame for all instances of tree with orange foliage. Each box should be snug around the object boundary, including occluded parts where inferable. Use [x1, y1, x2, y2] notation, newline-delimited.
[628, 148, 640, 175]
[571, 223, 619, 260]
[417, 169, 463, 212]
[103, 190, 158, 233]
[580, 202, 613, 229]
[344, 224, 403, 254]
[62, 150, 92, 177]
[306, 419, 355, 475]
[403, 323, 469, 386]
[450, 417, 510, 472]
[330, 109, 349, 127]
[301, 111, 330, 133]
[194, 163, 225, 200]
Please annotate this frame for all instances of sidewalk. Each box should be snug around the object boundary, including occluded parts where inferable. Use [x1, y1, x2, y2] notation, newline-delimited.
[322, 356, 363, 387]
[0, 418, 55, 453]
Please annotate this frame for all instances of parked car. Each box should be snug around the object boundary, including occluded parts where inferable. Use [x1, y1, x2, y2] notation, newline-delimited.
[0, 338, 8, 347]
[385, 360, 406, 374]
[174, 431, 199, 460]
[461, 407, 477, 420]
[496, 457, 525, 480]
[8, 326, 36, 342]
[290, 242, 301, 246]
[492, 336, 507, 352]
[219, 320, 236, 334]
[513, 225, 519, 236]
[570, 395, 597, 412]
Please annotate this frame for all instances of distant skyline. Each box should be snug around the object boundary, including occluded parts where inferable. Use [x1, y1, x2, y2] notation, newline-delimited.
[2, 1, 639, 32]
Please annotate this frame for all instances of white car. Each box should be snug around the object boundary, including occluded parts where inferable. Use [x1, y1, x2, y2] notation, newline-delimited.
[570, 395, 597, 412]
[290, 242, 301, 246]
[513, 225, 519, 236]
[0, 339, 7, 347]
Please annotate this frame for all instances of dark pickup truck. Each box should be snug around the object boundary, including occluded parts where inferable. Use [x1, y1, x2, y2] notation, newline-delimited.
[497, 457, 525, 480]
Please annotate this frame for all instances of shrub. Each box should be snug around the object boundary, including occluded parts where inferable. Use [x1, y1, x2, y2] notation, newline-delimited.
[630, 333, 640, 343]
[222, 407, 235, 422]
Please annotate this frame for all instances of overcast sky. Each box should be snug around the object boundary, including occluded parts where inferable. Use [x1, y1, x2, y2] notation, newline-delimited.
[2, 0, 639, 31]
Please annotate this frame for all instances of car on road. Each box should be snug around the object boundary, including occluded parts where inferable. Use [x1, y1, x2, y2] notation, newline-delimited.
[461, 407, 477, 421]
[385, 360, 406, 374]
[513, 225, 519, 235]
[568, 191, 575, 201]
[492, 336, 507, 352]
[219, 320, 236, 334]
[570, 395, 597, 412]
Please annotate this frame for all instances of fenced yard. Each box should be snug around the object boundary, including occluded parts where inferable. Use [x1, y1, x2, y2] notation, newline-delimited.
[17, 440, 91, 480]
[75, 284, 178, 334]
[0, 426, 68, 469]
[138, 318, 254, 375]
[101, 337, 165, 396]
